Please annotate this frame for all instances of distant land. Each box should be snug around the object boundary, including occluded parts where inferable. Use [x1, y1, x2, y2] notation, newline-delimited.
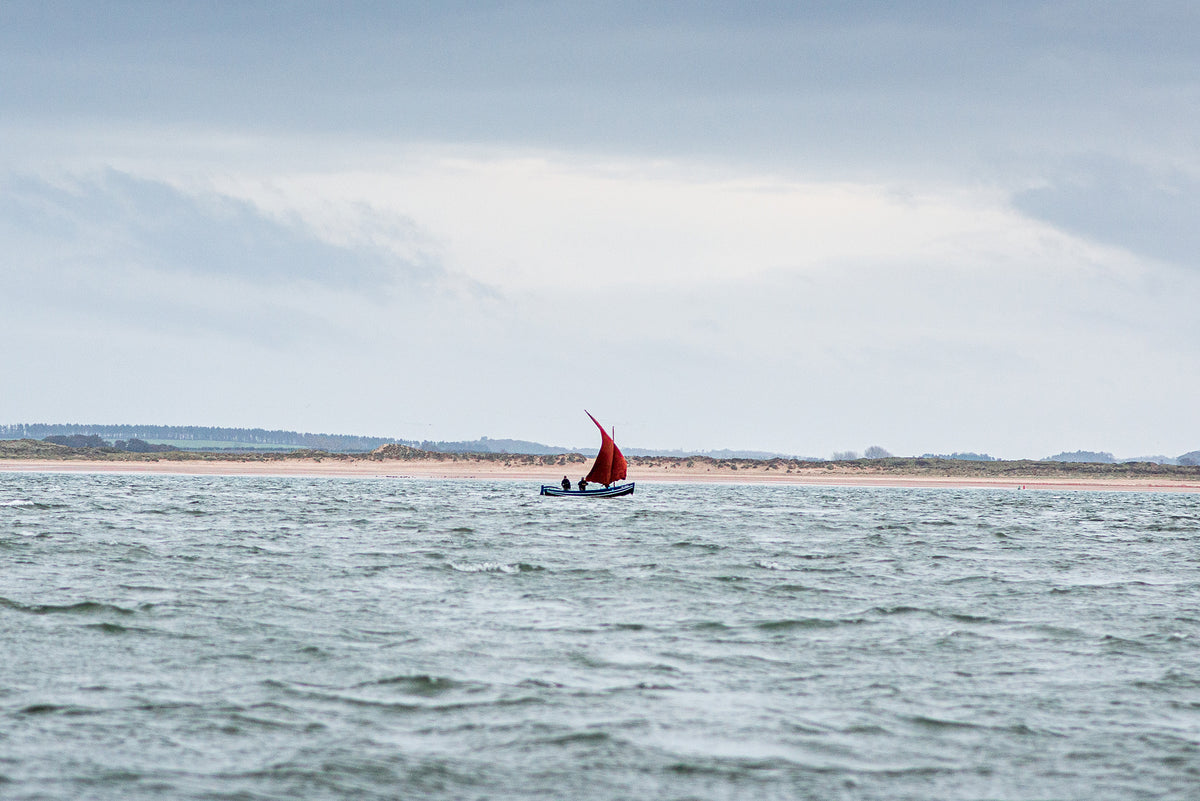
[0, 424, 1196, 465]
[0, 423, 802, 460]
[4, 438, 1200, 494]
[0, 424, 394, 453]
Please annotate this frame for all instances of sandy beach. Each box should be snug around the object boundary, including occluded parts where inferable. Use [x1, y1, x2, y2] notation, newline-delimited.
[3, 456, 1199, 492]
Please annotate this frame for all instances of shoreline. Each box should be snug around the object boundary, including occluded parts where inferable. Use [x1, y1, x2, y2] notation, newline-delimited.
[2, 457, 1199, 492]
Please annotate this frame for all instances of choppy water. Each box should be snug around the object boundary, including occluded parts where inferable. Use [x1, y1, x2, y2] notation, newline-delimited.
[3, 473, 1200, 800]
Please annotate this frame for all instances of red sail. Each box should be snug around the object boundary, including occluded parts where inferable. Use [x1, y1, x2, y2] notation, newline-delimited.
[584, 411, 627, 486]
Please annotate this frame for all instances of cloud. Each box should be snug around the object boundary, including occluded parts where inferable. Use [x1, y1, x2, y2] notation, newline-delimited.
[4, 3, 1198, 174]
[227, 154, 1067, 296]
[1013, 159, 1200, 268]
[0, 170, 452, 344]
[1, 170, 438, 289]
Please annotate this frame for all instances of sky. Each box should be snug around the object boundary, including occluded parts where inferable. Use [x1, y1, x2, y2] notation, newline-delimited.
[2, 1, 1199, 459]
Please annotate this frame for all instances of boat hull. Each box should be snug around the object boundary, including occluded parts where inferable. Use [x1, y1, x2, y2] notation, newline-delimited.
[540, 482, 635, 498]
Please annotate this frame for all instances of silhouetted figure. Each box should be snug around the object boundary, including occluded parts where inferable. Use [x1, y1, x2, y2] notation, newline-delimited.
[561, 476, 571, 491]
[578, 478, 589, 491]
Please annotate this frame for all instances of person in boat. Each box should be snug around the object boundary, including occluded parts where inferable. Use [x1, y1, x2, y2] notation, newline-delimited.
[578, 477, 588, 491]
[561, 476, 571, 491]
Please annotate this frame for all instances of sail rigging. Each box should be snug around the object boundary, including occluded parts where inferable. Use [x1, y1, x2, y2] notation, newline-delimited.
[583, 411, 627, 486]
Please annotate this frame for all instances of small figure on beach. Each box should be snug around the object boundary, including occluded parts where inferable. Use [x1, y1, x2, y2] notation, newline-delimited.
[561, 476, 571, 491]
[578, 477, 589, 491]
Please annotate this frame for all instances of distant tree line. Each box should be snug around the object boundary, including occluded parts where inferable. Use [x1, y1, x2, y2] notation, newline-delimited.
[410, 436, 571, 456]
[1041, 450, 1200, 466]
[921, 452, 999, 462]
[3, 424, 397, 452]
[1043, 450, 1116, 463]
[623, 447, 800, 460]
[42, 435, 179, 453]
[829, 447, 893, 461]
[42, 435, 108, 449]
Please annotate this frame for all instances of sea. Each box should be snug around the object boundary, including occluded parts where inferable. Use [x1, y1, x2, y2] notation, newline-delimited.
[2, 472, 1199, 800]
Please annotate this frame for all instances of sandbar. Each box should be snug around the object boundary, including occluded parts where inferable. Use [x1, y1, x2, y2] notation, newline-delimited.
[2, 457, 1198, 493]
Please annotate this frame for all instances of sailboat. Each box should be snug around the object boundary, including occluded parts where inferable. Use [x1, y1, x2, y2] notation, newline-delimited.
[540, 412, 635, 497]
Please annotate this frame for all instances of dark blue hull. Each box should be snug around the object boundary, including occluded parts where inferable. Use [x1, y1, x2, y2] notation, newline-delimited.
[540, 482, 635, 498]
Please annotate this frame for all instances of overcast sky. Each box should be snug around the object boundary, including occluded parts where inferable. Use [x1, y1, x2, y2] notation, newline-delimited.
[2, 1, 1198, 459]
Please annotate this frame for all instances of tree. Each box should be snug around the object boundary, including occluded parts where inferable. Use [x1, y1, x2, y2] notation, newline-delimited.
[43, 435, 109, 449]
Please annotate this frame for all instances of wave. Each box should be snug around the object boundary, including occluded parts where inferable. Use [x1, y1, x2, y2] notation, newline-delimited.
[671, 540, 724, 551]
[354, 675, 473, 697]
[16, 703, 102, 717]
[79, 621, 180, 637]
[754, 617, 857, 630]
[1020, 623, 1088, 639]
[0, 499, 64, 510]
[1134, 669, 1200, 691]
[448, 561, 542, 574]
[569, 651, 682, 673]
[864, 606, 1000, 625]
[903, 714, 1054, 739]
[767, 583, 824, 594]
[905, 714, 985, 731]
[868, 605, 924, 616]
[0, 597, 136, 616]
[274, 683, 544, 715]
[1101, 633, 1154, 651]
[689, 620, 730, 630]
[82, 622, 132, 634]
[524, 730, 618, 749]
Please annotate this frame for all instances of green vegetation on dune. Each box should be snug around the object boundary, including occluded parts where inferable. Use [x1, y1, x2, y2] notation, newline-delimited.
[137, 439, 298, 451]
[0, 439, 76, 458]
[811, 456, 1200, 479]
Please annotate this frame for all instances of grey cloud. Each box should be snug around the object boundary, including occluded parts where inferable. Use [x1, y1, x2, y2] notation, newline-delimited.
[1013, 160, 1200, 268]
[0, 170, 453, 346]
[1, 170, 439, 290]
[3, 3, 1198, 174]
